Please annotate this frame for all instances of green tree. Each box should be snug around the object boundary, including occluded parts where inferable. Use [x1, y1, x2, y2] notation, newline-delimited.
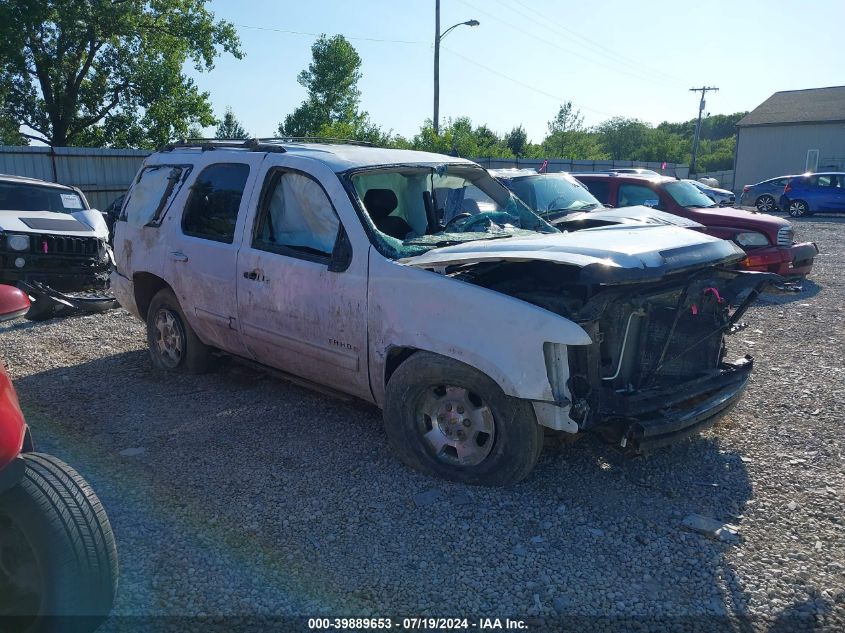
[216, 107, 248, 139]
[504, 125, 528, 157]
[541, 102, 606, 159]
[279, 35, 365, 137]
[595, 117, 652, 160]
[0, 0, 241, 148]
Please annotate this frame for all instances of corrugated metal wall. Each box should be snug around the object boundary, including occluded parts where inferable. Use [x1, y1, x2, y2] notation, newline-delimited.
[735, 122, 845, 191]
[0, 146, 149, 209]
[0, 145, 690, 208]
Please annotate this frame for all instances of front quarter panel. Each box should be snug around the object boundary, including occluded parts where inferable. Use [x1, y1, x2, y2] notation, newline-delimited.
[0, 363, 25, 471]
[367, 251, 592, 406]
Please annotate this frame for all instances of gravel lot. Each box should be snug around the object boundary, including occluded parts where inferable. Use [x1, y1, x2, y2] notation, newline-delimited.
[1, 216, 844, 632]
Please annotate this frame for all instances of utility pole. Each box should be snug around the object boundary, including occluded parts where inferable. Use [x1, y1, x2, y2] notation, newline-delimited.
[433, 2, 478, 135]
[689, 86, 718, 175]
[434, 0, 441, 135]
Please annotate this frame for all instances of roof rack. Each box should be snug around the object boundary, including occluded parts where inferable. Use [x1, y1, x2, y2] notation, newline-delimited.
[160, 138, 286, 153]
[257, 136, 375, 147]
[160, 136, 376, 153]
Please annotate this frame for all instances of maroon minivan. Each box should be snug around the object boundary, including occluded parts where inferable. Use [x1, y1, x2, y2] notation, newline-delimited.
[575, 173, 818, 276]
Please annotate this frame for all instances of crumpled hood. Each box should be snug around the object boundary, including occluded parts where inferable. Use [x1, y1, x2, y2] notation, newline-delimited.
[400, 224, 745, 284]
[0, 209, 108, 240]
[558, 205, 702, 228]
[687, 206, 788, 233]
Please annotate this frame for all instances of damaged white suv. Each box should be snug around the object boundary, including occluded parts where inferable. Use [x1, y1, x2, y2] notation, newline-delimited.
[112, 140, 777, 485]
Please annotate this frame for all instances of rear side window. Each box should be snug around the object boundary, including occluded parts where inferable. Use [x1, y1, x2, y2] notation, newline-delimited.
[182, 163, 250, 243]
[811, 175, 833, 187]
[618, 184, 660, 207]
[582, 180, 610, 203]
[123, 165, 190, 227]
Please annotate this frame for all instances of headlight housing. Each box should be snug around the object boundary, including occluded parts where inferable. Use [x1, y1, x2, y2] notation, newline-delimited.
[6, 234, 30, 252]
[734, 232, 769, 248]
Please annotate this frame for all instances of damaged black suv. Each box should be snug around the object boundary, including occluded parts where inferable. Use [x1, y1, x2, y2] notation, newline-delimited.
[0, 174, 114, 318]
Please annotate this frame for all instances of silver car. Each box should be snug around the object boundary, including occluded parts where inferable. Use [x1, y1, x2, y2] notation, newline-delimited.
[684, 179, 735, 206]
[740, 176, 794, 212]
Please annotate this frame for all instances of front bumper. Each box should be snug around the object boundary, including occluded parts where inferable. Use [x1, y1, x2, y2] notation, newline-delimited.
[617, 357, 753, 452]
[0, 254, 111, 292]
[740, 242, 818, 276]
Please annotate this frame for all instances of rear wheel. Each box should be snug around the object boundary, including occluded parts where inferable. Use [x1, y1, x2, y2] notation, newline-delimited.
[146, 287, 213, 373]
[787, 200, 810, 217]
[755, 194, 776, 213]
[0, 453, 118, 633]
[384, 352, 543, 486]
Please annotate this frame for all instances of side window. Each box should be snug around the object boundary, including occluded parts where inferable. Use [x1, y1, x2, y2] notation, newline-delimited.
[812, 175, 832, 187]
[253, 170, 340, 259]
[181, 163, 250, 243]
[122, 165, 190, 227]
[583, 180, 610, 203]
[618, 184, 660, 208]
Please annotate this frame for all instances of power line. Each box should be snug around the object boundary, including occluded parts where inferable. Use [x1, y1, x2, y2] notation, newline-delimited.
[500, 0, 688, 87]
[455, 0, 686, 90]
[440, 45, 614, 118]
[234, 24, 426, 45]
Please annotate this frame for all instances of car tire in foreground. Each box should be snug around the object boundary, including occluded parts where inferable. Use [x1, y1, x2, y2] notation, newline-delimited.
[384, 351, 544, 486]
[0, 453, 118, 633]
[146, 287, 213, 373]
[787, 200, 810, 217]
[755, 195, 777, 213]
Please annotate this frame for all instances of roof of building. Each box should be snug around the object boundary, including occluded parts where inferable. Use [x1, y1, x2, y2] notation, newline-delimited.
[737, 86, 845, 127]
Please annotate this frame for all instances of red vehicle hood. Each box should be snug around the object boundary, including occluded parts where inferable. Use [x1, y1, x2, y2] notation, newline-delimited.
[684, 206, 789, 237]
[0, 362, 26, 470]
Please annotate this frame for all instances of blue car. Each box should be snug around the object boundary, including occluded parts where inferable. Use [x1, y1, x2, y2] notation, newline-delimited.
[779, 172, 845, 217]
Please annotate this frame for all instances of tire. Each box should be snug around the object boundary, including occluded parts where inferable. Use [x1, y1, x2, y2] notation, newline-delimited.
[755, 194, 776, 213]
[383, 352, 544, 486]
[146, 287, 213, 373]
[0, 453, 118, 633]
[787, 199, 810, 217]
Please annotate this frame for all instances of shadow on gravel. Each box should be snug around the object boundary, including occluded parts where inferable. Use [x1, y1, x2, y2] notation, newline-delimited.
[14, 350, 761, 625]
[757, 278, 822, 306]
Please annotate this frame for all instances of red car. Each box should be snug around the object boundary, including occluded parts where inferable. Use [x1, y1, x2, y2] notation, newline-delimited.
[575, 174, 818, 276]
[0, 285, 117, 632]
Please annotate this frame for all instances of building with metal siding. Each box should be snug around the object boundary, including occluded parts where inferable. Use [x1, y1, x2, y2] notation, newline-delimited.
[734, 86, 845, 191]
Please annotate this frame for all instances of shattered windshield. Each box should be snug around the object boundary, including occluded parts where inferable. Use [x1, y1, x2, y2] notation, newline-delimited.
[348, 164, 556, 259]
[0, 182, 85, 214]
[664, 181, 717, 208]
[503, 174, 602, 220]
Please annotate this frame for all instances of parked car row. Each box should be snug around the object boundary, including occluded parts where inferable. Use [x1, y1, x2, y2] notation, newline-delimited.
[742, 171, 845, 217]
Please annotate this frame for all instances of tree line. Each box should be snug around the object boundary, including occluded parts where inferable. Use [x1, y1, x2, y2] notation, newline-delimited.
[0, 1, 741, 171]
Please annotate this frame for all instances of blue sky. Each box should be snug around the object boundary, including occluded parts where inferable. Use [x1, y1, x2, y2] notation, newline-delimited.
[192, 0, 844, 142]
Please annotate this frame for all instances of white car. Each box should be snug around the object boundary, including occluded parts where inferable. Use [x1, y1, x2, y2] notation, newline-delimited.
[111, 140, 772, 485]
[685, 179, 736, 206]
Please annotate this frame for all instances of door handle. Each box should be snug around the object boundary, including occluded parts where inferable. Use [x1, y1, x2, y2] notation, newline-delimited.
[171, 251, 189, 263]
[243, 270, 259, 281]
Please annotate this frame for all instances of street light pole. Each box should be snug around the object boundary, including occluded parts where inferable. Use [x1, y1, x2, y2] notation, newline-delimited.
[433, 1, 478, 135]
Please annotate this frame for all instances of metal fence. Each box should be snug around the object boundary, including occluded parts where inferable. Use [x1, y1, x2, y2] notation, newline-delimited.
[0, 144, 692, 207]
[0, 145, 149, 209]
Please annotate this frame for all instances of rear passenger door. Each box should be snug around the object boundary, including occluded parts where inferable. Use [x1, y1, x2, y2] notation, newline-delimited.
[235, 157, 371, 400]
[165, 155, 264, 356]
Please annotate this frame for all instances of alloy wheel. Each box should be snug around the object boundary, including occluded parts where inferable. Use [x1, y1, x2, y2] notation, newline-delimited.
[788, 201, 808, 217]
[417, 385, 496, 466]
[755, 195, 775, 213]
[153, 308, 185, 369]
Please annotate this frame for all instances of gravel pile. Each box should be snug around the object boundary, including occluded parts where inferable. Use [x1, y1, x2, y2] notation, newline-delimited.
[1, 217, 843, 632]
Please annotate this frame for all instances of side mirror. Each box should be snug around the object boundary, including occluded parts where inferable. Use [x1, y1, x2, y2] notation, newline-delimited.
[0, 285, 31, 322]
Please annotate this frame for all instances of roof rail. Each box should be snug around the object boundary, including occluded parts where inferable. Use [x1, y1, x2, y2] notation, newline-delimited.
[160, 138, 287, 153]
[257, 136, 376, 147]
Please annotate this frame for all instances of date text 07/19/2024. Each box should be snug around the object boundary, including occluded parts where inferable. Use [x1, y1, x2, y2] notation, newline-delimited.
[307, 617, 528, 630]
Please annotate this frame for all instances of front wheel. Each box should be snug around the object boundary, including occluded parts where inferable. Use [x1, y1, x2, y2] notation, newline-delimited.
[384, 352, 544, 486]
[0, 453, 118, 633]
[787, 200, 810, 217]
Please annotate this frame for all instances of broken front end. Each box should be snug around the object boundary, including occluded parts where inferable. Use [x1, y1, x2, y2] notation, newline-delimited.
[460, 262, 782, 452]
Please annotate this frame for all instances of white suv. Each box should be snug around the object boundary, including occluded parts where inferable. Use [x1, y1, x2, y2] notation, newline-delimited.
[112, 140, 770, 485]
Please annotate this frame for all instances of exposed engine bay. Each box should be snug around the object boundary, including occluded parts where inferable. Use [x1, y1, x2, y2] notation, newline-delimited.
[452, 260, 786, 450]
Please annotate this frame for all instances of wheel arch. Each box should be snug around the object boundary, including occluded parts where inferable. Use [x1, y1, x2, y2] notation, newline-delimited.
[133, 272, 170, 321]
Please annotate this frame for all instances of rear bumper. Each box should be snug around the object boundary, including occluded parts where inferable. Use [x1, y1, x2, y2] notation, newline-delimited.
[621, 357, 753, 451]
[740, 242, 818, 276]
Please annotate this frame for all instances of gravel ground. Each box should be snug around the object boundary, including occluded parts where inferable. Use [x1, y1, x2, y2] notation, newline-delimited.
[1, 216, 844, 632]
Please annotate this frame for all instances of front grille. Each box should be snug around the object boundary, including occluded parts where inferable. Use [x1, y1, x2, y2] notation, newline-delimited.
[777, 226, 794, 246]
[26, 234, 100, 256]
